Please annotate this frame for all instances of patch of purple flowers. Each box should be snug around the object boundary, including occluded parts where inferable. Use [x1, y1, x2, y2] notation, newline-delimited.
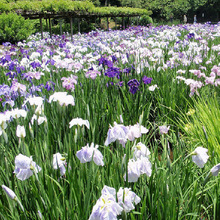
[142, 76, 152, 84]
[187, 33, 195, 39]
[127, 79, 140, 94]
[105, 67, 121, 78]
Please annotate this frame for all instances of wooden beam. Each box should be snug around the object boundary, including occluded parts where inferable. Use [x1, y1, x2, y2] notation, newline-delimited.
[40, 17, 43, 39]
[70, 17, 73, 41]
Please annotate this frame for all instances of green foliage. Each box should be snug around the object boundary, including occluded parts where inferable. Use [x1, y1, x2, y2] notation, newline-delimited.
[179, 94, 220, 157]
[0, 0, 151, 17]
[0, 12, 35, 44]
[139, 15, 153, 25]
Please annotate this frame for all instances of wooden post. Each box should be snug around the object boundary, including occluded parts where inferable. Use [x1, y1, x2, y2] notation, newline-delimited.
[40, 17, 43, 39]
[106, 17, 109, 31]
[59, 19, 62, 35]
[137, 16, 139, 26]
[46, 18, 48, 30]
[78, 18, 81, 33]
[122, 17, 125, 29]
[49, 18, 52, 38]
[70, 17, 73, 41]
[99, 17, 101, 26]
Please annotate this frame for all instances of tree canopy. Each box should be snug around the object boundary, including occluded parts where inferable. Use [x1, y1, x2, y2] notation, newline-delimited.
[91, 0, 219, 21]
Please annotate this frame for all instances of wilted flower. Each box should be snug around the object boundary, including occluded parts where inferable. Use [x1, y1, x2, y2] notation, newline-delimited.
[16, 125, 26, 138]
[192, 147, 209, 168]
[117, 187, 141, 213]
[159, 125, 170, 135]
[69, 118, 90, 129]
[14, 154, 41, 180]
[53, 153, 66, 176]
[2, 185, 17, 200]
[210, 163, 220, 176]
[2, 185, 24, 211]
[76, 143, 104, 166]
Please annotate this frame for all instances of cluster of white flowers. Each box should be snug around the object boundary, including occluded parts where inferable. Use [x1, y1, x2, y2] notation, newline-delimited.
[49, 92, 75, 106]
[104, 122, 149, 147]
[89, 185, 140, 220]
[124, 142, 152, 182]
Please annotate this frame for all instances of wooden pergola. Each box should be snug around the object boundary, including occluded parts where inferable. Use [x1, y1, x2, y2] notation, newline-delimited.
[17, 10, 141, 40]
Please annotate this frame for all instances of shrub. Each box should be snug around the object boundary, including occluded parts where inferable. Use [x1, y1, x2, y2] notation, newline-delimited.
[0, 12, 35, 44]
[139, 15, 153, 26]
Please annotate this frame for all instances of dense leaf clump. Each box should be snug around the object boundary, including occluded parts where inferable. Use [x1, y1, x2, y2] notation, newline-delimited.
[0, 12, 35, 44]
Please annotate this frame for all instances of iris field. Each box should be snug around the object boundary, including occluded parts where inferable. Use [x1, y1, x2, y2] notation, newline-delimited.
[0, 22, 220, 219]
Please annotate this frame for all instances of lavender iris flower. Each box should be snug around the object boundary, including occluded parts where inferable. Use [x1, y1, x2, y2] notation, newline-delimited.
[14, 154, 41, 181]
[142, 76, 152, 84]
[45, 81, 55, 91]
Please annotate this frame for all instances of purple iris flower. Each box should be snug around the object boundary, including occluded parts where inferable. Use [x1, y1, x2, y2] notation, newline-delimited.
[59, 42, 66, 48]
[123, 67, 131, 75]
[112, 55, 117, 62]
[105, 67, 121, 78]
[2, 42, 11, 47]
[116, 81, 124, 87]
[142, 76, 152, 84]
[45, 59, 55, 66]
[45, 81, 55, 91]
[6, 72, 17, 79]
[8, 62, 16, 71]
[16, 66, 25, 74]
[127, 79, 140, 94]
[36, 49, 43, 56]
[187, 33, 195, 39]
[2, 54, 11, 64]
[30, 61, 41, 69]
[98, 57, 113, 68]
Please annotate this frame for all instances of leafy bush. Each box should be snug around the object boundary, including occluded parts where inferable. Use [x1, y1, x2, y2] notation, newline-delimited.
[139, 15, 153, 26]
[0, 12, 35, 44]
